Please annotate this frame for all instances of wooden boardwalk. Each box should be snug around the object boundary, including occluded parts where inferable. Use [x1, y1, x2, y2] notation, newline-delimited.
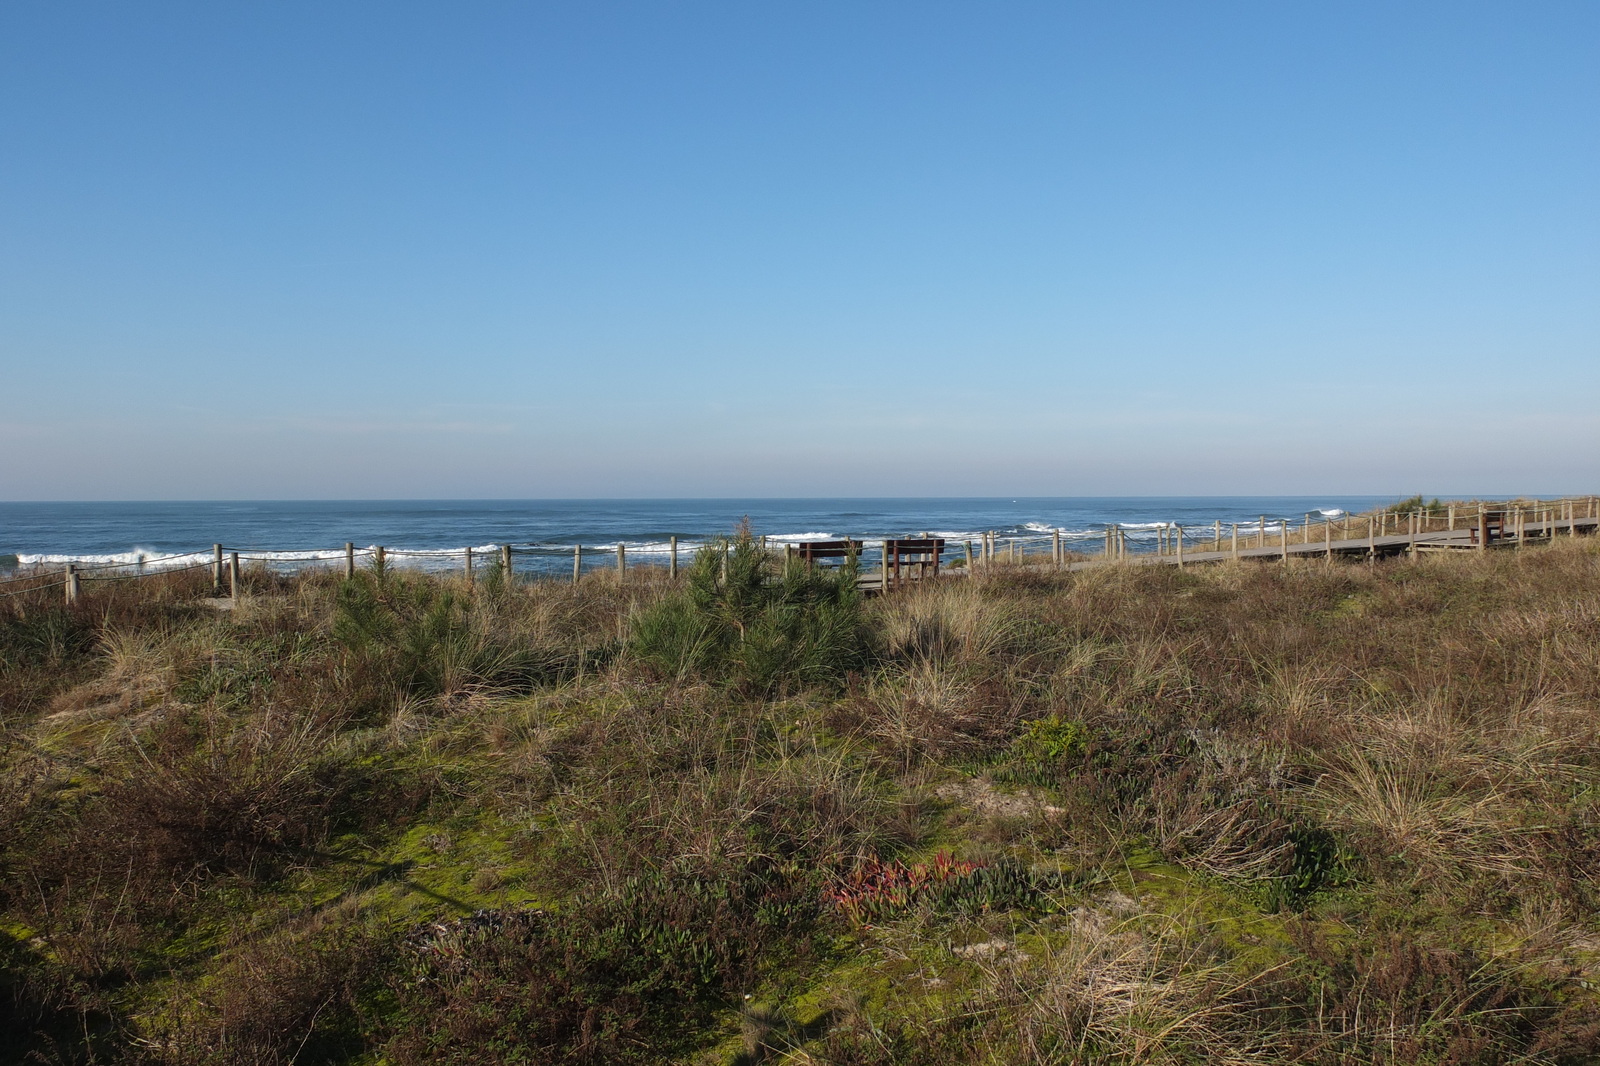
[1063, 513, 1600, 571]
[854, 507, 1600, 590]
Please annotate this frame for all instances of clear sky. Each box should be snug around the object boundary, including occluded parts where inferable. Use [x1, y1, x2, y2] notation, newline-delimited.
[2, 2, 1595, 500]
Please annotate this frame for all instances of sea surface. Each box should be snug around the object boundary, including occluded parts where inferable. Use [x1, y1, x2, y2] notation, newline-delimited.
[1, 497, 1398, 577]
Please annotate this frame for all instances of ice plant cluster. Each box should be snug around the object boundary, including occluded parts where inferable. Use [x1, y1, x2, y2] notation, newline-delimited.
[825, 851, 983, 924]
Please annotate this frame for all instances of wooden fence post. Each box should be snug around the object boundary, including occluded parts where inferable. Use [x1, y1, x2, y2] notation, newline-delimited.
[465, 547, 474, 588]
[617, 543, 626, 576]
[64, 564, 78, 604]
[670, 536, 679, 578]
[501, 544, 513, 582]
[1476, 507, 1486, 551]
[573, 544, 581, 582]
[375, 546, 386, 572]
[964, 540, 974, 571]
[1175, 525, 1184, 568]
[213, 544, 224, 594]
[1231, 524, 1239, 561]
[1368, 516, 1376, 560]
[1324, 518, 1332, 560]
[1053, 529, 1061, 567]
[229, 552, 241, 605]
[880, 542, 889, 592]
[345, 542, 355, 580]
[1281, 520, 1289, 563]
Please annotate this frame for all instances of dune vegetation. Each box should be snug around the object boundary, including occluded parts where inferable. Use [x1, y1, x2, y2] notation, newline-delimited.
[3, 530, 1600, 1064]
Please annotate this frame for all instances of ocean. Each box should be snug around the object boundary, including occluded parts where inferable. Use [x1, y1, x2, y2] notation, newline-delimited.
[1, 497, 1398, 577]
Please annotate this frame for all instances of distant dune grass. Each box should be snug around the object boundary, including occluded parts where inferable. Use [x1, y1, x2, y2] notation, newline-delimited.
[2, 524, 1599, 1064]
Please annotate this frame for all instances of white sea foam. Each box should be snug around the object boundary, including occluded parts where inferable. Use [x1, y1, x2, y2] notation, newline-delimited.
[18, 548, 210, 571]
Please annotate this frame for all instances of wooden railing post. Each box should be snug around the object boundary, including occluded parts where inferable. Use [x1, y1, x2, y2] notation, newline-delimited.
[670, 535, 679, 578]
[617, 543, 626, 576]
[1281, 519, 1289, 563]
[213, 543, 224, 594]
[229, 552, 241, 605]
[573, 544, 581, 583]
[345, 542, 355, 580]
[1175, 525, 1184, 568]
[465, 547, 474, 588]
[501, 544, 513, 582]
[64, 564, 78, 604]
[1231, 524, 1239, 561]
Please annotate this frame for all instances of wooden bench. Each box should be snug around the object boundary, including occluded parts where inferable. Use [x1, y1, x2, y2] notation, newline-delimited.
[882, 538, 945, 589]
[1470, 511, 1506, 546]
[793, 540, 864, 567]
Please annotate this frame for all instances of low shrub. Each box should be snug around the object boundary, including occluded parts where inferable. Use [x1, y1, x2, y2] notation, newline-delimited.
[628, 530, 870, 694]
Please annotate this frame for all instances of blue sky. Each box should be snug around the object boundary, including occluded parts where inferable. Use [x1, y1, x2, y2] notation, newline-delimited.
[2, 2, 1595, 499]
